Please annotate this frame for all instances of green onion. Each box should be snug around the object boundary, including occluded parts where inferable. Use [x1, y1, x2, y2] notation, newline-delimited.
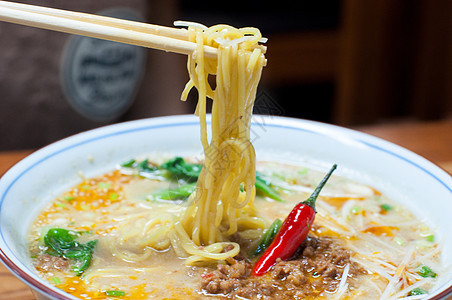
[298, 168, 308, 176]
[252, 219, 282, 257]
[51, 277, 61, 285]
[350, 206, 362, 214]
[408, 287, 427, 296]
[418, 265, 437, 278]
[380, 204, 392, 211]
[426, 234, 435, 242]
[98, 182, 111, 189]
[106, 290, 126, 297]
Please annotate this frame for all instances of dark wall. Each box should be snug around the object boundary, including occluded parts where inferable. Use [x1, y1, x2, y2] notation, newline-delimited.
[0, 0, 188, 151]
[0, 0, 450, 150]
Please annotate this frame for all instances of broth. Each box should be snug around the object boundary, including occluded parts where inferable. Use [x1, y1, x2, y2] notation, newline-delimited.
[28, 157, 443, 299]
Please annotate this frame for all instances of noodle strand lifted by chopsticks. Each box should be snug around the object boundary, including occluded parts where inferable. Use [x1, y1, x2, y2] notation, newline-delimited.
[175, 23, 266, 264]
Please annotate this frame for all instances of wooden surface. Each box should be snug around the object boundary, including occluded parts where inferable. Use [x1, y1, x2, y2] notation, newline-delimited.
[0, 120, 451, 300]
[334, 0, 452, 125]
[357, 119, 452, 172]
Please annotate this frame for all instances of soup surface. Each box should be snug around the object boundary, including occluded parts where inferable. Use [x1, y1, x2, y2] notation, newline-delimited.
[28, 156, 444, 299]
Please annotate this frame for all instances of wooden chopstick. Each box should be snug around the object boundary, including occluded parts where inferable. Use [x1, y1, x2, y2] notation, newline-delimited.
[0, 0, 218, 58]
[0, 0, 189, 41]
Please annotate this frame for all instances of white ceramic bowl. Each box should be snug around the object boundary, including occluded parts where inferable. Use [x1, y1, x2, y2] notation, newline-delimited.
[1, 115, 451, 300]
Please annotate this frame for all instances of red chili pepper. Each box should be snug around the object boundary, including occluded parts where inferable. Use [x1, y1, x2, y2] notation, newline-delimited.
[252, 164, 337, 276]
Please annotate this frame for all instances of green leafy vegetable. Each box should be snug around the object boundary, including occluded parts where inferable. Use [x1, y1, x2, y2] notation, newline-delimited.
[121, 159, 159, 176]
[408, 287, 427, 296]
[148, 183, 197, 201]
[137, 159, 156, 172]
[123, 157, 285, 201]
[121, 158, 164, 180]
[255, 173, 283, 202]
[44, 228, 97, 275]
[120, 159, 136, 168]
[106, 290, 126, 297]
[252, 219, 282, 257]
[418, 265, 437, 278]
[160, 157, 202, 182]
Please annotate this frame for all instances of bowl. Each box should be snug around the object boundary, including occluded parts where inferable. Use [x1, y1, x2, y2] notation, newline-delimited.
[1, 115, 451, 300]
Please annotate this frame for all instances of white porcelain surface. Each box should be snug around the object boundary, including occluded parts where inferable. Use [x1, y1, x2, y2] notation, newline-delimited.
[0, 115, 451, 299]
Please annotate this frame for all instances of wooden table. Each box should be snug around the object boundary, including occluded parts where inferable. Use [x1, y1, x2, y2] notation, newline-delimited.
[0, 120, 451, 300]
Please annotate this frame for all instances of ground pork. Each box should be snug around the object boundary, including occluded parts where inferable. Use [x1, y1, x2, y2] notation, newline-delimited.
[33, 253, 69, 272]
[201, 235, 364, 299]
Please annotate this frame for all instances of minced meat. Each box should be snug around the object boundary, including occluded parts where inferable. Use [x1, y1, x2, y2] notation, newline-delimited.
[200, 235, 364, 299]
[33, 253, 69, 272]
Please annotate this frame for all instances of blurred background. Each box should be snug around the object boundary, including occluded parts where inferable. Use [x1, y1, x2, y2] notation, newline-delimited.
[0, 0, 451, 151]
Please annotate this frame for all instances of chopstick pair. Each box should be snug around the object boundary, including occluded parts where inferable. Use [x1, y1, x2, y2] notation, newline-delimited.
[0, 0, 219, 58]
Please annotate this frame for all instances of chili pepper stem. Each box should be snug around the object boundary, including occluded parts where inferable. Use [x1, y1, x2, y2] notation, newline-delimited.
[302, 164, 337, 211]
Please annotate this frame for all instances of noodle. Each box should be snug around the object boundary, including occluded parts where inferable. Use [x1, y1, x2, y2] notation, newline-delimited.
[176, 24, 266, 263]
